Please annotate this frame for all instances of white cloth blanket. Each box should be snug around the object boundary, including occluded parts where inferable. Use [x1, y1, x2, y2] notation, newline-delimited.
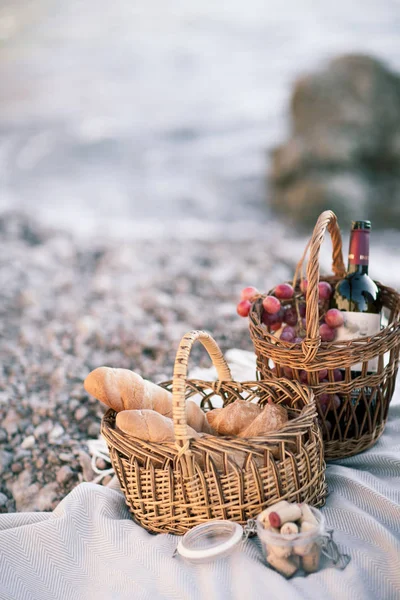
[1, 351, 400, 600]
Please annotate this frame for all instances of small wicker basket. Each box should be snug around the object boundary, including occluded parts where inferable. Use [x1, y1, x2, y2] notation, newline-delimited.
[249, 210, 400, 461]
[101, 330, 326, 534]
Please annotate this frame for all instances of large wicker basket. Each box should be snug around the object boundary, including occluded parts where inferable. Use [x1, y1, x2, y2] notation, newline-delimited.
[249, 210, 400, 461]
[101, 330, 326, 534]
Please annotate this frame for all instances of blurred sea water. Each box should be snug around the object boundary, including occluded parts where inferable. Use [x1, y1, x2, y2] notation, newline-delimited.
[0, 0, 399, 261]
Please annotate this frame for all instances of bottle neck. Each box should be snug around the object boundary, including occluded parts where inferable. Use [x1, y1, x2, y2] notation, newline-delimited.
[347, 229, 370, 275]
[347, 263, 369, 275]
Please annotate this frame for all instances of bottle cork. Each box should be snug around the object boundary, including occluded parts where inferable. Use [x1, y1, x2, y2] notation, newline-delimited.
[259, 501, 290, 528]
[267, 553, 300, 578]
[301, 544, 321, 573]
[293, 520, 318, 556]
[280, 521, 299, 535]
[265, 541, 292, 559]
[268, 504, 302, 528]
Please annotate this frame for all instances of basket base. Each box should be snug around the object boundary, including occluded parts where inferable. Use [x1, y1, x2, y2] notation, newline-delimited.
[323, 422, 385, 461]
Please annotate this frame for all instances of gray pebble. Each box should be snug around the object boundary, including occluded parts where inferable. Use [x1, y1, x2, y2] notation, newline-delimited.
[59, 452, 74, 462]
[48, 424, 65, 442]
[0, 492, 8, 507]
[34, 420, 54, 438]
[0, 428, 8, 444]
[0, 450, 13, 475]
[56, 465, 74, 485]
[74, 406, 89, 422]
[87, 422, 100, 438]
[21, 435, 35, 449]
[69, 399, 80, 412]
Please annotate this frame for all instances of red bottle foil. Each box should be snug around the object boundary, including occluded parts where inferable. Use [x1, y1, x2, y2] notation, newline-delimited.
[348, 230, 369, 266]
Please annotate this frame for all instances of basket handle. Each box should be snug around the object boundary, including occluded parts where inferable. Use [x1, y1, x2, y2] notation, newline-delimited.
[172, 330, 232, 456]
[294, 210, 346, 363]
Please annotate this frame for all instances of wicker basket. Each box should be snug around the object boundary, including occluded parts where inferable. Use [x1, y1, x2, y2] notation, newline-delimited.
[249, 210, 400, 461]
[101, 330, 326, 534]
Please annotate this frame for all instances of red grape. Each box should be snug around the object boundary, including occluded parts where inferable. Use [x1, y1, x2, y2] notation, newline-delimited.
[301, 317, 307, 329]
[293, 337, 304, 344]
[274, 283, 294, 300]
[284, 306, 298, 326]
[283, 366, 294, 378]
[333, 369, 343, 382]
[262, 306, 284, 324]
[319, 323, 336, 342]
[318, 393, 330, 414]
[318, 369, 328, 381]
[324, 308, 344, 329]
[237, 300, 252, 317]
[262, 295, 281, 315]
[323, 420, 332, 433]
[319, 393, 341, 414]
[299, 370, 308, 383]
[329, 395, 341, 411]
[298, 303, 306, 318]
[300, 280, 308, 293]
[280, 326, 296, 342]
[318, 281, 332, 300]
[241, 286, 259, 302]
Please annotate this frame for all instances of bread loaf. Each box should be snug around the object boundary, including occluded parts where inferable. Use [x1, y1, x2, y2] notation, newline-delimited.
[116, 409, 201, 442]
[238, 399, 288, 438]
[206, 400, 261, 436]
[84, 367, 211, 433]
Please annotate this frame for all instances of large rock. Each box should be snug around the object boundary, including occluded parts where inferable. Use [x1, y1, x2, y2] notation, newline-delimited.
[269, 54, 400, 228]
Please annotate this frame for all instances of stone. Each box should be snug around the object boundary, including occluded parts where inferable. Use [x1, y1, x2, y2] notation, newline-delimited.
[11, 463, 23, 474]
[0, 492, 8, 507]
[48, 424, 65, 442]
[35, 457, 45, 470]
[8, 469, 58, 512]
[87, 422, 100, 438]
[3, 409, 20, 436]
[34, 419, 54, 438]
[59, 452, 74, 462]
[77, 450, 94, 482]
[0, 428, 8, 443]
[96, 458, 108, 470]
[68, 399, 80, 412]
[74, 406, 88, 422]
[0, 450, 13, 475]
[56, 465, 74, 485]
[269, 54, 400, 229]
[14, 449, 32, 461]
[21, 435, 35, 449]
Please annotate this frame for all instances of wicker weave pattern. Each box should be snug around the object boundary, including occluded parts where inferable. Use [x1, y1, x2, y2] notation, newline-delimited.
[101, 331, 326, 534]
[249, 211, 400, 460]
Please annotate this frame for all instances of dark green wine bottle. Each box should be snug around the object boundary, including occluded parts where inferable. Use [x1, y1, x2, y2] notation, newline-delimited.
[330, 220, 382, 435]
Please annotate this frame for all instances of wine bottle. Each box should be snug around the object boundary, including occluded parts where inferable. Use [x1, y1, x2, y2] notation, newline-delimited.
[330, 220, 382, 434]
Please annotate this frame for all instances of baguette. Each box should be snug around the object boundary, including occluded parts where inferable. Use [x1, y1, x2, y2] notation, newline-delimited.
[84, 367, 211, 433]
[116, 409, 201, 442]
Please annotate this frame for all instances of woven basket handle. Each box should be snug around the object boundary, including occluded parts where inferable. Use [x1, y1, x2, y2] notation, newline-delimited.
[294, 210, 346, 363]
[172, 330, 232, 454]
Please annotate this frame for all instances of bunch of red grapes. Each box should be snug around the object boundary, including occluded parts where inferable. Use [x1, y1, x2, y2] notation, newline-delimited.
[236, 281, 346, 426]
[237, 281, 344, 344]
